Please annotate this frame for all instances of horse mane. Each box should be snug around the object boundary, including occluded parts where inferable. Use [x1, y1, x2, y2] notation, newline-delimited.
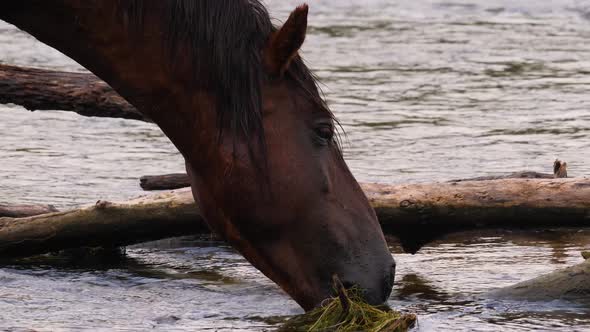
[117, 0, 339, 152]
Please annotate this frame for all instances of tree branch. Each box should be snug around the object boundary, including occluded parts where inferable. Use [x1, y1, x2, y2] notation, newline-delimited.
[0, 63, 148, 121]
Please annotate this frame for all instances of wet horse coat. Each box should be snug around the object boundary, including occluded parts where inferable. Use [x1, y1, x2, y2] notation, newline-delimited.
[0, 1, 395, 310]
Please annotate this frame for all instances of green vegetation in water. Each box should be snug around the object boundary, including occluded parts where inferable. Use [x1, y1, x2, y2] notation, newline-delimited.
[279, 276, 416, 332]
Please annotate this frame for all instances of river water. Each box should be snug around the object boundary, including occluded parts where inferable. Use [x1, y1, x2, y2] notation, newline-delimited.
[1, 0, 589, 330]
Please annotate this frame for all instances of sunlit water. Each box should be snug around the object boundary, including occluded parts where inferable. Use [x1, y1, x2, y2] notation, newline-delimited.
[1, 0, 589, 330]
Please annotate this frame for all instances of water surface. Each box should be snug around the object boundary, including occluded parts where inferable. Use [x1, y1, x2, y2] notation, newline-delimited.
[1, 0, 590, 330]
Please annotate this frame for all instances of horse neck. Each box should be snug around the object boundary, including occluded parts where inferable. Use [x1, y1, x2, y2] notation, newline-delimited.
[1, 1, 211, 159]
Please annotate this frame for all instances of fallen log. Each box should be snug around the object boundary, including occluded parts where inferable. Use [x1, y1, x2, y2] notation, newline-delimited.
[0, 203, 58, 218]
[141, 171, 564, 192]
[488, 252, 590, 302]
[0, 64, 148, 121]
[366, 178, 590, 252]
[0, 189, 207, 258]
[140, 173, 191, 190]
[450, 171, 554, 182]
[1, 178, 589, 258]
[449, 160, 568, 182]
[138, 161, 569, 191]
[139, 172, 590, 251]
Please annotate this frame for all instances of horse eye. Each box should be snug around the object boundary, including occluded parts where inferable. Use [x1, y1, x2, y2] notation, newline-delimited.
[315, 124, 334, 141]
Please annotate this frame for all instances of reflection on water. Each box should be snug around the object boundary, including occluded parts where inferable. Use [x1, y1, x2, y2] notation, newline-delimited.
[1, 0, 590, 330]
[0, 232, 588, 331]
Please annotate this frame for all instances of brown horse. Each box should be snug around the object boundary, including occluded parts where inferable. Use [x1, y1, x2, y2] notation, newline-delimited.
[1, 1, 395, 310]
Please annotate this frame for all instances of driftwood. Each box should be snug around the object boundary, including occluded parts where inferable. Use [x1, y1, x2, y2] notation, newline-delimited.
[365, 178, 589, 252]
[0, 64, 147, 121]
[450, 171, 554, 182]
[139, 160, 568, 191]
[449, 160, 567, 182]
[139, 170, 565, 191]
[488, 252, 590, 302]
[1, 178, 589, 257]
[0, 203, 58, 218]
[0, 190, 208, 258]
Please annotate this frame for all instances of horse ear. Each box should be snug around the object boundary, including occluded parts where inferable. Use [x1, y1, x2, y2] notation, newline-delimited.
[264, 4, 308, 77]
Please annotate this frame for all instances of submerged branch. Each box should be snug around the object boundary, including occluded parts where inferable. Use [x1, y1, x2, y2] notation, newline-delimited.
[0, 203, 58, 218]
[488, 252, 590, 302]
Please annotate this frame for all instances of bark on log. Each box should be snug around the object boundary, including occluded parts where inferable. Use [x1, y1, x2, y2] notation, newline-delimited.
[140, 174, 191, 190]
[0, 64, 148, 121]
[0, 203, 58, 218]
[365, 178, 590, 252]
[488, 252, 590, 302]
[0, 189, 207, 258]
[1, 178, 589, 258]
